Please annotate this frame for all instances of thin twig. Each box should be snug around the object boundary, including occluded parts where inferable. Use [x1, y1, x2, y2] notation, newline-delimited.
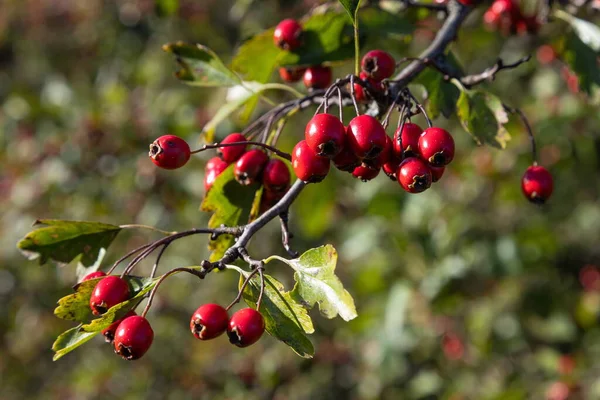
[226, 268, 259, 311]
[150, 243, 169, 279]
[279, 211, 299, 257]
[503, 104, 538, 164]
[256, 267, 265, 310]
[192, 140, 291, 161]
[141, 267, 204, 318]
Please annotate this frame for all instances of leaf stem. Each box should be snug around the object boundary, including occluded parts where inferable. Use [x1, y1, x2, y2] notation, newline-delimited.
[119, 224, 176, 235]
[353, 22, 360, 75]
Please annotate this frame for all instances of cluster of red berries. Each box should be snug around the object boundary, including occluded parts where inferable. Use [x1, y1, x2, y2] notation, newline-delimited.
[352, 50, 396, 103]
[190, 304, 265, 348]
[483, 0, 539, 35]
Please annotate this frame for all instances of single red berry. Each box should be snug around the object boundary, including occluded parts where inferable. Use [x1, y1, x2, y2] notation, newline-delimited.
[352, 72, 384, 102]
[352, 165, 380, 181]
[190, 304, 229, 340]
[397, 158, 432, 193]
[292, 140, 330, 183]
[273, 19, 303, 50]
[382, 156, 401, 180]
[521, 165, 553, 204]
[149, 135, 191, 170]
[393, 122, 423, 158]
[418, 127, 455, 167]
[82, 271, 106, 282]
[113, 315, 154, 360]
[305, 113, 346, 158]
[260, 187, 287, 214]
[332, 142, 361, 172]
[430, 166, 446, 183]
[347, 115, 388, 159]
[217, 133, 247, 163]
[442, 332, 464, 360]
[361, 50, 396, 81]
[234, 149, 269, 186]
[262, 158, 291, 192]
[102, 310, 137, 343]
[303, 66, 332, 90]
[279, 67, 306, 83]
[227, 308, 265, 348]
[204, 157, 229, 192]
[89, 276, 130, 316]
[362, 135, 392, 170]
[484, 9, 501, 28]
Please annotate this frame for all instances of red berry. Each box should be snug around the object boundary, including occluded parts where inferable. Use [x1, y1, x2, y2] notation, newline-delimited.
[442, 332, 464, 360]
[234, 149, 269, 185]
[82, 271, 106, 282]
[393, 122, 423, 158]
[260, 187, 287, 214]
[292, 140, 330, 183]
[332, 142, 361, 172]
[262, 158, 291, 192]
[430, 166, 446, 182]
[362, 135, 392, 169]
[113, 315, 154, 360]
[273, 19, 303, 50]
[305, 113, 346, 158]
[521, 165, 553, 204]
[418, 127, 455, 167]
[457, 0, 477, 6]
[89, 276, 130, 316]
[352, 165, 380, 181]
[204, 157, 229, 192]
[347, 115, 388, 159]
[382, 156, 400, 180]
[397, 158, 432, 193]
[102, 310, 136, 343]
[352, 72, 384, 102]
[303, 66, 332, 90]
[217, 133, 247, 163]
[149, 135, 191, 170]
[484, 10, 501, 28]
[190, 304, 229, 340]
[361, 50, 396, 81]
[279, 67, 306, 83]
[227, 308, 265, 348]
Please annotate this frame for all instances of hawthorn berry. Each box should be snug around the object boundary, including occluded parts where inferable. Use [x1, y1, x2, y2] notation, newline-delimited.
[279, 67, 306, 83]
[382, 156, 401, 180]
[352, 72, 384, 102]
[430, 166, 446, 183]
[149, 135, 191, 170]
[352, 165, 380, 181]
[234, 149, 269, 186]
[303, 66, 332, 90]
[217, 133, 247, 163]
[418, 127, 455, 167]
[260, 188, 287, 214]
[361, 50, 396, 81]
[521, 165, 553, 204]
[393, 122, 423, 158]
[89, 276, 130, 316]
[305, 113, 346, 158]
[113, 315, 154, 360]
[332, 142, 361, 172]
[190, 304, 229, 340]
[397, 158, 432, 193]
[82, 271, 106, 282]
[204, 157, 229, 192]
[362, 135, 392, 170]
[102, 310, 136, 343]
[227, 308, 265, 348]
[273, 19, 303, 50]
[347, 115, 387, 159]
[262, 158, 291, 192]
[292, 140, 330, 183]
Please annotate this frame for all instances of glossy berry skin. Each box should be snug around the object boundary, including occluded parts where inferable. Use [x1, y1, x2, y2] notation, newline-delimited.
[397, 158, 432, 193]
[149, 135, 191, 170]
[393, 122, 423, 158]
[273, 19, 303, 50]
[521, 165, 553, 204]
[89, 276, 130, 316]
[418, 127, 455, 167]
[227, 308, 265, 348]
[382, 156, 401, 180]
[333, 142, 361, 172]
[204, 157, 229, 192]
[292, 140, 330, 183]
[305, 113, 346, 158]
[217, 133, 247, 163]
[353, 72, 384, 102]
[362, 135, 392, 170]
[361, 50, 396, 81]
[82, 271, 106, 282]
[303, 66, 332, 90]
[352, 165, 380, 181]
[102, 310, 136, 343]
[347, 115, 388, 159]
[262, 158, 291, 192]
[430, 166, 446, 183]
[234, 149, 269, 186]
[190, 304, 229, 340]
[279, 67, 306, 83]
[113, 316, 154, 360]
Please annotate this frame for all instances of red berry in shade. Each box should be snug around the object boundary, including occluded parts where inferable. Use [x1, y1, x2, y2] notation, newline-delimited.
[292, 140, 330, 183]
[347, 115, 388, 159]
[227, 308, 265, 348]
[190, 304, 229, 340]
[382, 156, 401, 180]
[217, 133, 247, 163]
[89, 276, 130, 316]
[418, 127, 455, 167]
[397, 158, 432, 193]
[262, 158, 291, 192]
[260, 187, 287, 214]
[102, 310, 137, 343]
[457, 0, 477, 5]
[521, 165, 553, 204]
[303, 66, 332, 90]
[352, 165, 380, 181]
[362, 135, 392, 170]
[483, 9, 501, 28]
[352, 72, 384, 102]
[82, 271, 106, 282]
[234, 149, 269, 186]
[149, 135, 191, 170]
[393, 122, 423, 158]
[305, 113, 346, 158]
[204, 157, 229, 192]
[442, 332, 464, 360]
[113, 315, 154, 360]
[332, 142, 361, 172]
[273, 19, 303, 51]
[361, 50, 396, 81]
[279, 67, 306, 83]
[430, 166, 446, 183]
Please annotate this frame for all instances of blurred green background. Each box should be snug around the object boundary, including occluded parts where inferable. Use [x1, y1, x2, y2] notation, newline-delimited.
[1, 0, 600, 399]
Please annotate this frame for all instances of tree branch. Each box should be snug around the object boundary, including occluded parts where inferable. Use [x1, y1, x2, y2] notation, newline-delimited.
[459, 56, 531, 87]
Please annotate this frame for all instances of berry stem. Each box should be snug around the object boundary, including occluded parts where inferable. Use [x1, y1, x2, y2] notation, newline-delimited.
[256, 267, 266, 311]
[106, 242, 154, 275]
[141, 267, 204, 318]
[191, 141, 291, 161]
[504, 104, 538, 164]
[226, 268, 260, 311]
[120, 224, 177, 235]
[349, 74, 361, 115]
[279, 211, 299, 257]
[150, 243, 169, 279]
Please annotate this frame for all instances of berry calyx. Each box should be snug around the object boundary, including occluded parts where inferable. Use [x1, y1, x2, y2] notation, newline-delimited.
[418, 127, 455, 167]
[217, 133, 247, 163]
[190, 304, 229, 340]
[82, 271, 106, 282]
[89, 276, 130, 316]
[234, 149, 269, 186]
[361, 50, 396, 81]
[333, 142, 361, 172]
[352, 165, 380, 181]
[292, 140, 330, 183]
[521, 165, 553, 204]
[149, 135, 191, 170]
[347, 115, 387, 159]
[113, 315, 154, 360]
[305, 113, 346, 158]
[362, 134, 392, 170]
[262, 158, 291, 192]
[273, 19, 303, 50]
[430, 166, 446, 183]
[303, 66, 332, 90]
[279, 67, 306, 83]
[102, 310, 137, 343]
[204, 157, 229, 192]
[397, 158, 432, 193]
[227, 308, 265, 348]
[393, 122, 423, 158]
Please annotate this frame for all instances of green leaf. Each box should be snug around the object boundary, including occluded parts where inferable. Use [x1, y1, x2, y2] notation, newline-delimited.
[555, 10, 600, 52]
[359, 8, 414, 41]
[232, 29, 281, 84]
[265, 245, 358, 321]
[17, 219, 121, 267]
[52, 325, 99, 361]
[339, 0, 362, 24]
[414, 54, 463, 119]
[562, 33, 600, 95]
[155, 0, 179, 17]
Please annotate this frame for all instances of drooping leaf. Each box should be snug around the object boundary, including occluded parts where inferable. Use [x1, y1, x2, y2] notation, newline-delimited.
[155, 0, 179, 17]
[232, 29, 281, 84]
[555, 10, 600, 52]
[52, 325, 99, 361]
[561, 33, 600, 95]
[17, 219, 121, 267]
[339, 0, 362, 24]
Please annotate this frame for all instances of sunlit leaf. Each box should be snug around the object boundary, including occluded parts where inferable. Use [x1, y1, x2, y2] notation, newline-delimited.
[52, 325, 99, 361]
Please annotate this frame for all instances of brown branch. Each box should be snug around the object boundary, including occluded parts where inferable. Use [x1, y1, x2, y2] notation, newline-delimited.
[459, 56, 531, 87]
